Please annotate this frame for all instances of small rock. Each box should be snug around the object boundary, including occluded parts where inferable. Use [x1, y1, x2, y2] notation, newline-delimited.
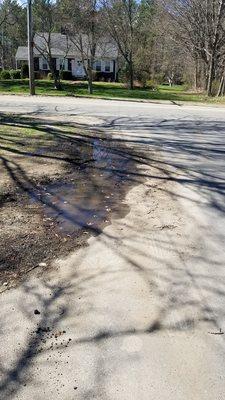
[3, 282, 8, 286]
[34, 309, 40, 315]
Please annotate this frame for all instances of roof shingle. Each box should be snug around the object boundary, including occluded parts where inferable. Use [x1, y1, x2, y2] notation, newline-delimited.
[16, 33, 118, 60]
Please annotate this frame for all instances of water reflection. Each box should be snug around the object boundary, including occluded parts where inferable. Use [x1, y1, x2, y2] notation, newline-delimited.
[41, 138, 135, 235]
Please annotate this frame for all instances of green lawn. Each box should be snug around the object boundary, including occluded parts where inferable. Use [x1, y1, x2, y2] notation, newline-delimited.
[0, 79, 225, 104]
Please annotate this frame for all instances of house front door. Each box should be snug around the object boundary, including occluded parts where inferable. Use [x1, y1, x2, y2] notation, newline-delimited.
[72, 60, 86, 78]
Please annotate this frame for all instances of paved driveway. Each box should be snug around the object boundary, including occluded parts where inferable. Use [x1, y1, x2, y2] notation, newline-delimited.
[0, 96, 225, 399]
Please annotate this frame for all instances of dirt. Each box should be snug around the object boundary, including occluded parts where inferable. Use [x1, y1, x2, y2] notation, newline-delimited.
[0, 115, 142, 290]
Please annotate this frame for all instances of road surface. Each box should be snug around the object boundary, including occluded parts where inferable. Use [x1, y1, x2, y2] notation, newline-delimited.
[0, 96, 225, 399]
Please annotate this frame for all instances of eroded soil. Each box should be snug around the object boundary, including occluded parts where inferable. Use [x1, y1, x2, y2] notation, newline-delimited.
[0, 114, 143, 289]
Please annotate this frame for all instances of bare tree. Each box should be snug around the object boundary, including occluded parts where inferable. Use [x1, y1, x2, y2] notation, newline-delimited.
[33, 0, 70, 89]
[34, 32, 70, 89]
[0, 0, 8, 69]
[60, 0, 104, 94]
[102, 0, 138, 89]
[163, 0, 225, 96]
[0, 0, 24, 69]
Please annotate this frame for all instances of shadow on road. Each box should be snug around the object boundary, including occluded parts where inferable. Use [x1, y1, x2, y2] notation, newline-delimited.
[0, 112, 225, 398]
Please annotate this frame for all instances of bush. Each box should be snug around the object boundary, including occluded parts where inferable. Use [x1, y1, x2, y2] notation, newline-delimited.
[94, 71, 114, 82]
[145, 80, 158, 91]
[34, 71, 41, 79]
[60, 70, 72, 80]
[134, 71, 149, 88]
[91, 70, 97, 81]
[0, 70, 11, 79]
[118, 66, 129, 83]
[10, 69, 21, 79]
[153, 73, 165, 85]
[21, 64, 29, 78]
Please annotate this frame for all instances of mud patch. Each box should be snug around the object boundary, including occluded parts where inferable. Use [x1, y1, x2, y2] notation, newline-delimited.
[0, 115, 142, 289]
[40, 138, 133, 234]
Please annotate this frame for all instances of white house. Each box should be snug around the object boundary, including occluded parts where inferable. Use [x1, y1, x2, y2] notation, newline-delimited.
[15, 33, 119, 81]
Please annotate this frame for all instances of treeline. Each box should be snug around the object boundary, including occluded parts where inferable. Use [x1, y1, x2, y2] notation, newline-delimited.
[1, 0, 225, 96]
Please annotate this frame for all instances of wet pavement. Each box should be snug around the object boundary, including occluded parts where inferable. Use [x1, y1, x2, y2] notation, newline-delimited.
[37, 136, 137, 235]
[0, 121, 141, 286]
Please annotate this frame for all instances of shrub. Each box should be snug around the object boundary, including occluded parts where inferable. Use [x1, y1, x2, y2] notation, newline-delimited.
[118, 66, 129, 83]
[134, 70, 148, 88]
[94, 71, 114, 82]
[34, 71, 41, 79]
[153, 73, 165, 85]
[145, 80, 158, 91]
[10, 69, 21, 79]
[60, 70, 72, 80]
[0, 70, 11, 79]
[91, 70, 97, 81]
[61, 71, 73, 81]
[21, 64, 29, 78]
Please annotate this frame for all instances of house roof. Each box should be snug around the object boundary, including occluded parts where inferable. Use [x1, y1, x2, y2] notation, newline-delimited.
[16, 33, 118, 60]
[16, 46, 39, 59]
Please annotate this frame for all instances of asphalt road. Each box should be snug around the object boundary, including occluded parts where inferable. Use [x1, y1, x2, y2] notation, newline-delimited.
[0, 96, 225, 399]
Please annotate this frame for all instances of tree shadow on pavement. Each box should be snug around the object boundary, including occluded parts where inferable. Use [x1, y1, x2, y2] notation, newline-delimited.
[0, 112, 225, 398]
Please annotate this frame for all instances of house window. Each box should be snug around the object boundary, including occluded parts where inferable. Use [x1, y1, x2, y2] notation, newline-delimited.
[42, 58, 49, 70]
[58, 58, 68, 71]
[95, 60, 101, 72]
[105, 61, 110, 72]
[59, 59, 64, 70]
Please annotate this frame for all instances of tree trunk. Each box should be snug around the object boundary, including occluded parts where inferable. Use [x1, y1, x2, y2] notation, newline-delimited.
[48, 58, 61, 90]
[52, 70, 61, 90]
[222, 77, 225, 96]
[128, 61, 134, 90]
[204, 63, 208, 91]
[88, 77, 93, 94]
[199, 60, 206, 91]
[207, 56, 215, 96]
[54, 76, 61, 90]
[194, 58, 199, 90]
[87, 68, 93, 94]
[217, 74, 225, 97]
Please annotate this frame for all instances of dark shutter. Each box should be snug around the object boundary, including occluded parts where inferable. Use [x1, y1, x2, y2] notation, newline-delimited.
[68, 59, 72, 71]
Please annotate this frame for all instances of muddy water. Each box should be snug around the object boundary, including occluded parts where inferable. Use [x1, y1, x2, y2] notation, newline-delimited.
[0, 127, 142, 288]
[40, 136, 138, 236]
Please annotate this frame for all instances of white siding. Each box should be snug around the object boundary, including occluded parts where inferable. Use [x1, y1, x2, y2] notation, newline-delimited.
[110, 61, 114, 73]
[64, 59, 68, 71]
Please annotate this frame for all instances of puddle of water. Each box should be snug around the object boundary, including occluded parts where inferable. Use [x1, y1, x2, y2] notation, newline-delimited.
[36, 137, 136, 235]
